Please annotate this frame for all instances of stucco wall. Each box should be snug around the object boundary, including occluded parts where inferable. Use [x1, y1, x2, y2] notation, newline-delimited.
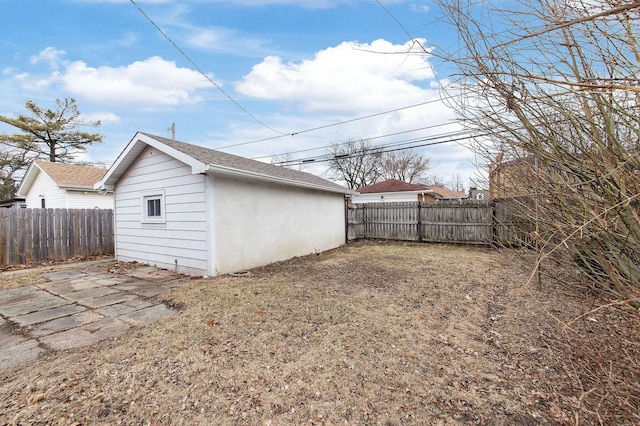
[212, 175, 346, 275]
[113, 147, 210, 275]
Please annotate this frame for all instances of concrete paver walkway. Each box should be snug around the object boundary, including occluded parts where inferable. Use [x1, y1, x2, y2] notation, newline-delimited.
[0, 261, 189, 371]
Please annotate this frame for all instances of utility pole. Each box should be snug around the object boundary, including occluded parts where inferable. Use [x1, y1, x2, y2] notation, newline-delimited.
[168, 123, 176, 140]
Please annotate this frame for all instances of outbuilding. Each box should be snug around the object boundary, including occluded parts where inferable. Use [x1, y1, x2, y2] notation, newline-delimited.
[17, 160, 112, 209]
[95, 132, 354, 276]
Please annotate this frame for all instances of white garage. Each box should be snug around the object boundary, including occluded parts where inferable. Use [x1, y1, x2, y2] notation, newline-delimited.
[95, 132, 353, 276]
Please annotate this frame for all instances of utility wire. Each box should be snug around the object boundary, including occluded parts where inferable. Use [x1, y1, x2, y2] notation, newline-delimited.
[280, 134, 471, 167]
[130, 0, 474, 164]
[129, 0, 286, 135]
[273, 117, 527, 167]
[251, 120, 460, 160]
[274, 127, 477, 166]
[214, 97, 448, 150]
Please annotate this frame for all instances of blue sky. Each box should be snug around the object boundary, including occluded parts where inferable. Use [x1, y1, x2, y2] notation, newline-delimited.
[0, 0, 483, 188]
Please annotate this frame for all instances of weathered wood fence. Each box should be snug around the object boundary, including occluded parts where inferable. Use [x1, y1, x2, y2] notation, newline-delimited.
[347, 200, 532, 246]
[0, 208, 114, 266]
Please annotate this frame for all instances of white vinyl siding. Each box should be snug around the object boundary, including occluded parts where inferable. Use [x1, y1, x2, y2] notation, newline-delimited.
[66, 191, 114, 209]
[114, 146, 208, 275]
[23, 170, 113, 209]
[213, 176, 346, 275]
[23, 171, 66, 208]
[352, 191, 424, 203]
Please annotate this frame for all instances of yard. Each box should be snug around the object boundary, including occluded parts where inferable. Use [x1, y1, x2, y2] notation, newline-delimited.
[1, 240, 638, 425]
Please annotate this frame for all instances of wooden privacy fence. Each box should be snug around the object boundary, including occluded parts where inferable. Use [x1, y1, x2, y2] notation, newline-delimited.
[347, 200, 532, 246]
[0, 208, 114, 266]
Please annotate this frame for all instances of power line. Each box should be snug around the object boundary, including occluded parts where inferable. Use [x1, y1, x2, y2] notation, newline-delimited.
[129, 0, 285, 135]
[274, 127, 477, 166]
[130, 0, 472, 164]
[272, 118, 527, 167]
[251, 120, 460, 160]
[213, 97, 448, 150]
[280, 135, 468, 167]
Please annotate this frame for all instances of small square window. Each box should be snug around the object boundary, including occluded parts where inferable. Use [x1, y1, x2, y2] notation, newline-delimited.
[147, 198, 161, 217]
[142, 193, 165, 223]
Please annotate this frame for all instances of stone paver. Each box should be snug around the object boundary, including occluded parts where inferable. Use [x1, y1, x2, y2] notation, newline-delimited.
[97, 299, 154, 317]
[45, 270, 87, 281]
[91, 276, 132, 286]
[0, 285, 50, 307]
[0, 339, 43, 371]
[0, 295, 69, 318]
[0, 262, 187, 371]
[40, 317, 131, 351]
[31, 310, 105, 337]
[0, 327, 28, 350]
[38, 279, 100, 295]
[80, 292, 137, 309]
[114, 282, 180, 298]
[59, 286, 119, 302]
[13, 304, 87, 327]
[118, 304, 175, 325]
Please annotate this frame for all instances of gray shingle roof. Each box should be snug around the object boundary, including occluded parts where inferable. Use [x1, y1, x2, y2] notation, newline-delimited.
[141, 133, 350, 193]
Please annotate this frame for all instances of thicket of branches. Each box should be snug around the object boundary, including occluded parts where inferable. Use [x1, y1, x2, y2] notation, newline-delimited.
[438, 0, 640, 305]
[436, 0, 639, 421]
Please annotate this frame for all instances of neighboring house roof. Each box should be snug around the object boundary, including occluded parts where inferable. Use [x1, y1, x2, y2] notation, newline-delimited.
[17, 160, 108, 196]
[96, 132, 356, 195]
[357, 179, 467, 199]
[357, 179, 426, 194]
[422, 185, 467, 199]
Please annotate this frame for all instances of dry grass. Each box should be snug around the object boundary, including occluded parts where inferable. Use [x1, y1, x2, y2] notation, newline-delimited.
[1, 241, 637, 425]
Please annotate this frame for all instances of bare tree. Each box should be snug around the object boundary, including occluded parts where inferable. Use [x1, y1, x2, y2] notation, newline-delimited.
[447, 174, 465, 192]
[437, 0, 640, 303]
[421, 175, 448, 188]
[379, 149, 430, 183]
[327, 138, 383, 189]
[434, 2, 640, 420]
[270, 152, 297, 169]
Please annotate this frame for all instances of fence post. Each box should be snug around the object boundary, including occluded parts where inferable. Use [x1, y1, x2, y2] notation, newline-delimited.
[419, 202, 424, 242]
[491, 199, 498, 247]
[362, 204, 367, 239]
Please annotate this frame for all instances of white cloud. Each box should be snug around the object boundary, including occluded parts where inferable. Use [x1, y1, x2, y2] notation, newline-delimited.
[410, 3, 430, 13]
[226, 38, 482, 186]
[186, 26, 271, 56]
[57, 56, 213, 107]
[29, 47, 66, 68]
[235, 39, 436, 112]
[81, 112, 121, 124]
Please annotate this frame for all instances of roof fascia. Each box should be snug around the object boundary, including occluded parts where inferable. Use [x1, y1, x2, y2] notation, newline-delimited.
[15, 161, 44, 196]
[95, 132, 207, 190]
[206, 164, 356, 195]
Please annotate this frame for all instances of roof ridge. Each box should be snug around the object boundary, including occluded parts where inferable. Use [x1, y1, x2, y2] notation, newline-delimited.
[139, 133, 352, 194]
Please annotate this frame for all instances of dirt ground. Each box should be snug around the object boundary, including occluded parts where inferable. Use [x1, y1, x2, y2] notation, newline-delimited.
[1, 240, 638, 425]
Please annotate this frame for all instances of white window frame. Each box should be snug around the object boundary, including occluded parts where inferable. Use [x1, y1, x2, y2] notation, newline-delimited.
[142, 191, 165, 223]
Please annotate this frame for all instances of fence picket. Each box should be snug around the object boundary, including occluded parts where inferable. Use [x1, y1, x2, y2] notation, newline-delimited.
[0, 208, 114, 266]
[348, 200, 530, 246]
